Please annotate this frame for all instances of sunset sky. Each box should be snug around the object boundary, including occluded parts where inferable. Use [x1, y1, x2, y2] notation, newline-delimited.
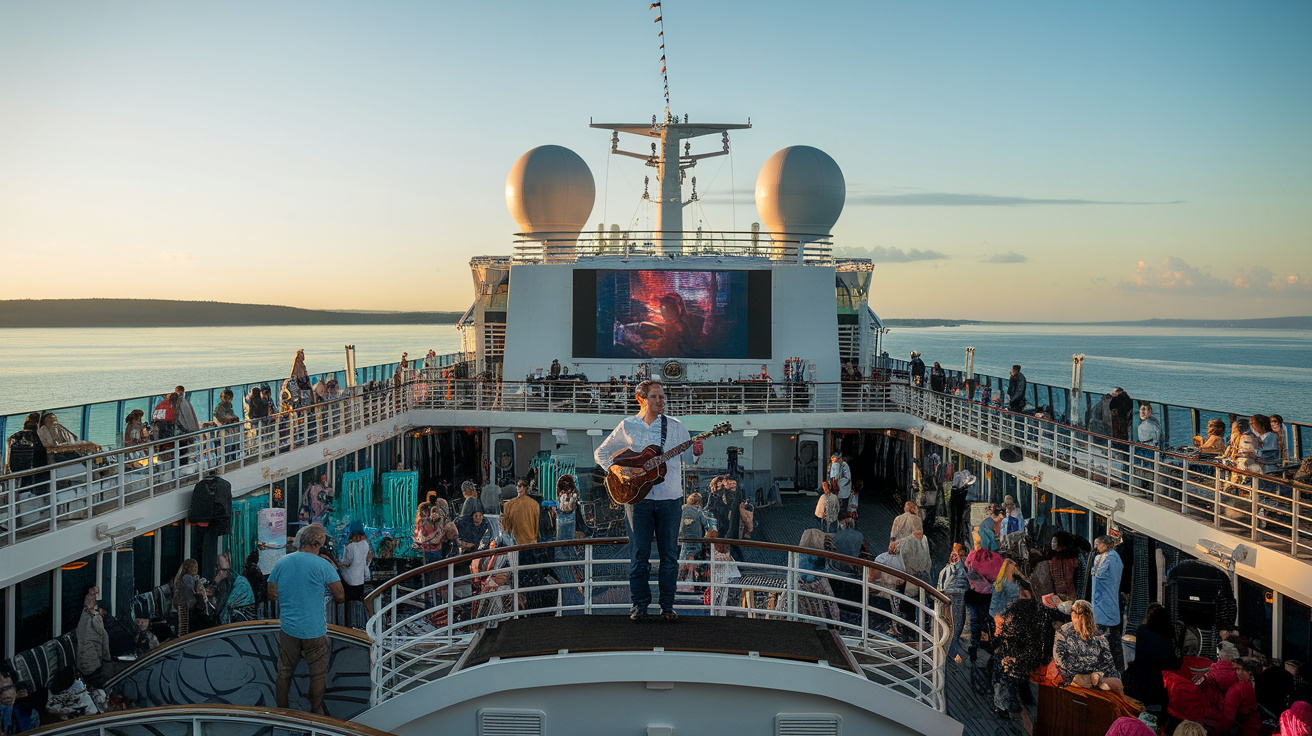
[2, 1, 1309, 321]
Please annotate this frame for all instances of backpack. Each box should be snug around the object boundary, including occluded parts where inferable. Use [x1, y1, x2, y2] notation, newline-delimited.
[6, 430, 40, 471]
[152, 398, 176, 423]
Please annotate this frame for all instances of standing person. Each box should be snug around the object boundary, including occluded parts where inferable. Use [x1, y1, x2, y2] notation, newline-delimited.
[929, 362, 947, 393]
[949, 468, 977, 545]
[909, 352, 926, 386]
[210, 553, 256, 624]
[815, 481, 839, 533]
[172, 559, 206, 635]
[1270, 415, 1290, 463]
[964, 541, 1001, 662]
[213, 390, 239, 425]
[555, 475, 579, 551]
[707, 475, 747, 556]
[890, 501, 923, 542]
[1006, 365, 1027, 412]
[828, 452, 852, 512]
[937, 543, 971, 664]
[1123, 603, 1181, 719]
[4, 414, 47, 486]
[500, 478, 540, 547]
[992, 582, 1046, 729]
[151, 394, 178, 443]
[459, 481, 483, 517]
[1109, 388, 1133, 441]
[480, 478, 502, 517]
[245, 387, 270, 420]
[172, 386, 200, 461]
[1001, 501, 1025, 537]
[75, 586, 119, 688]
[595, 380, 698, 621]
[268, 524, 344, 714]
[1092, 535, 1125, 671]
[339, 524, 373, 628]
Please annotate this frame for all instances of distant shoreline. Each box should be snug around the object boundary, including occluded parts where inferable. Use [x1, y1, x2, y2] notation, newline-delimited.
[0, 299, 462, 328]
[883, 316, 1312, 330]
[1, 299, 1307, 330]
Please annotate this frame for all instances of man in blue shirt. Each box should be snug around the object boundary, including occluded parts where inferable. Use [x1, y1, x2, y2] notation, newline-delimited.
[268, 524, 344, 714]
[1091, 535, 1125, 671]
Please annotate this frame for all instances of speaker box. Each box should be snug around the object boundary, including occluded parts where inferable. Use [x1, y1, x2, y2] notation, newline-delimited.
[999, 446, 1023, 463]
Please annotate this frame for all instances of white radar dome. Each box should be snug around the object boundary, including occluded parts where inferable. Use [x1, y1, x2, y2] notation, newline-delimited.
[755, 146, 846, 236]
[505, 145, 596, 234]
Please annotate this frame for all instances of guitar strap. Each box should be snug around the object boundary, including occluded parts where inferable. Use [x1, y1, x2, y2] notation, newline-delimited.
[660, 414, 667, 451]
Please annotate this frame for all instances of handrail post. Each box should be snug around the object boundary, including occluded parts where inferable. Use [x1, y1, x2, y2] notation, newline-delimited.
[584, 544, 593, 615]
[786, 551, 798, 619]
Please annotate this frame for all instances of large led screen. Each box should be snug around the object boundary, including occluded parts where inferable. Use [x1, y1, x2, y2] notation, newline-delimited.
[573, 269, 771, 359]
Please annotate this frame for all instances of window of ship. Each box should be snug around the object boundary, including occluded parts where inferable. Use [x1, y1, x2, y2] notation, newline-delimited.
[61, 553, 99, 634]
[134, 532, 156, 593]
[1282, 595, 1310, 664]
[15, 571, 52, 647]
[1236, 579, 1274, 658]
[160, 523, 184, 585]
[103, 543, 134, 617]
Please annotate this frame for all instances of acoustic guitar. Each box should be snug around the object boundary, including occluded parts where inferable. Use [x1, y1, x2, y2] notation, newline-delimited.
[605, 421, 733, 505]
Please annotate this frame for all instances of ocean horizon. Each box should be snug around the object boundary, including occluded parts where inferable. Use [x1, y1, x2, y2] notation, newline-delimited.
[1, 323, 1308, 424]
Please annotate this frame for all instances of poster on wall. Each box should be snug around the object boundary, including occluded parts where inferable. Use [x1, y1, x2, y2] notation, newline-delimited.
[595, 270, 748, 358]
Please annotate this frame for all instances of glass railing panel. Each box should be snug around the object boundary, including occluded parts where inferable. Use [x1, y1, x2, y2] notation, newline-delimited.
[85, 400, 120, 448]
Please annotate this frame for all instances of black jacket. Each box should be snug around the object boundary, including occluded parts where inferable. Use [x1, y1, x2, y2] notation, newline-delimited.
[189, 476, 233, 535]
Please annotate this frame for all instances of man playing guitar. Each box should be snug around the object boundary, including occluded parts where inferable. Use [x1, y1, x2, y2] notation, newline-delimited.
[595, 380, 700, 621]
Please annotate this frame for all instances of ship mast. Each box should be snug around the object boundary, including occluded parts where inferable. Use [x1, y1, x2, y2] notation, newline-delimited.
[589, 3, 749, 254]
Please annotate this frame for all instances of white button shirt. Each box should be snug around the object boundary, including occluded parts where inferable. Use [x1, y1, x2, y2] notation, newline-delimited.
[595, 414, 692, 501]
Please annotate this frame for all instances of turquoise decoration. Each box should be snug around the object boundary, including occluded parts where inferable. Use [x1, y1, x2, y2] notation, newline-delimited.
[529, 452, 576, 504]
[226, 494, 271, 570]
[381, 471, 419, 557]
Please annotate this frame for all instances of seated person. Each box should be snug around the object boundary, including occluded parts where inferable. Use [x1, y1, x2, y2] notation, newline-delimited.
[0, 670, 39, 734]
[1195, 418, 1227, 455]
[134, 617, 160, 655]
[1053, 599, 1122, 693]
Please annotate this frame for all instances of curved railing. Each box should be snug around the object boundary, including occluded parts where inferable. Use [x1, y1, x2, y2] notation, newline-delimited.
[364, 537, 951, 712]
[898, 384, 1312, 555]
[25, 704, 396, 736]
[103, 620, 371, 719]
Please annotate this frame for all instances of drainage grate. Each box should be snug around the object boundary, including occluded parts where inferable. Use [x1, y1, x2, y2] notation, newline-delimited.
[477, 709, 544, 736]
[776, 713, 842, 736]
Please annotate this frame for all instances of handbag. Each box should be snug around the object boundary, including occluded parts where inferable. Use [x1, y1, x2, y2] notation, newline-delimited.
[814, 495, 826, 519]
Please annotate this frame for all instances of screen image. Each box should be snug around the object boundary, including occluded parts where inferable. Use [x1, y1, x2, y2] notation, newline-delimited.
[574, 269, 770, 360]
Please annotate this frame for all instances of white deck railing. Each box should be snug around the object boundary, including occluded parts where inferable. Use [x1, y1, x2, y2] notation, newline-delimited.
[364, 537, 950, 712]
[4, 377, 1307, 566]
[24, 704, 395, 736]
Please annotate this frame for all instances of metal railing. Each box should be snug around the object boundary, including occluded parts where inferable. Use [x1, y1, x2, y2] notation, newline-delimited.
[0, 385, 410, 548]
[410, 378, 899, 415]
[364, 537, 950, 712]
[896, 385, 1312, 557]
[511, 229, 835, 265]
[0, 351, 470, 457]
[24, 704, 396, 736]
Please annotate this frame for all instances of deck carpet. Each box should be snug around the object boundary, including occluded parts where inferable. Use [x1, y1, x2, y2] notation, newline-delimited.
[464, 614, 854, 672]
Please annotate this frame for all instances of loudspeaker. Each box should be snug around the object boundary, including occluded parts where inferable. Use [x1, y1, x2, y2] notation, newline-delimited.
[999, 446, 1023, 463]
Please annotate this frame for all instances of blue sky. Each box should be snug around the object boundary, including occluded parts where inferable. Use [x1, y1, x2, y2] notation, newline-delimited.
[1, 1, 1309, 320]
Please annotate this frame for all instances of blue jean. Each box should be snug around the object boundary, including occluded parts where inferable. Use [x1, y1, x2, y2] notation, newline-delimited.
[626, 498, 681, 610]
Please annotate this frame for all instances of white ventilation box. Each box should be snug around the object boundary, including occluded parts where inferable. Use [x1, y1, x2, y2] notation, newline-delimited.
[477, 708, 544, 736]
[776, 713, 842, 736]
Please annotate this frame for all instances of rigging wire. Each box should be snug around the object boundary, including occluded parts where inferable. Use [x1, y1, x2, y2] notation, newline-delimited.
[729, 142, 737, 231]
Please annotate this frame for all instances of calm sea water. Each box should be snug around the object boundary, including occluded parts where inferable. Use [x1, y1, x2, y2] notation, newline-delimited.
[882, 325, 1312, 423]
[0, 325, 463, 415]
[0, 323, 1308, 423]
